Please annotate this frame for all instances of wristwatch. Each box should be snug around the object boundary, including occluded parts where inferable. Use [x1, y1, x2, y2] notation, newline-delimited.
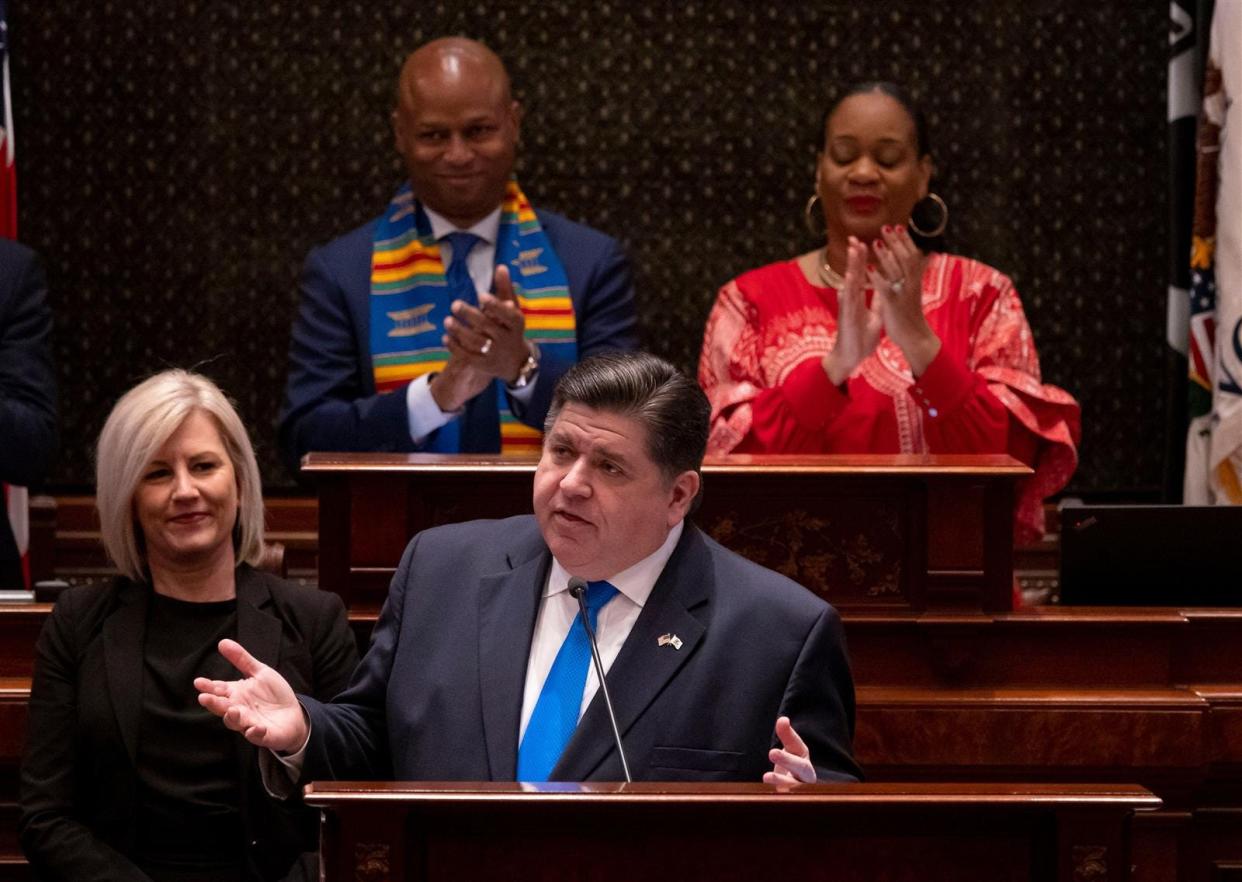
[510, 344, 540, 389]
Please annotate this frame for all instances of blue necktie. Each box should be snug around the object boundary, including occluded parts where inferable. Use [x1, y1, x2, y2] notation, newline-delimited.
[517, 580, 620, 781]
[442, 231, 481, 304]
[430, 232, 484, 452]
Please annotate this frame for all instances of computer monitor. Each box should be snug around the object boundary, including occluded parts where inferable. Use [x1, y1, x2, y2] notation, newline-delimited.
[1058, 503, 1242, 606]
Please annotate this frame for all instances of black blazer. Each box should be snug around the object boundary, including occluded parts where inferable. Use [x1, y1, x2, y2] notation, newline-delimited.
[0, 239, 57, 588]
[19, 565, 359, 882]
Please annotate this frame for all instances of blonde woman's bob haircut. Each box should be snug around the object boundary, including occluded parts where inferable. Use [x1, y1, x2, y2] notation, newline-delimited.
[95, 369, 265, 582]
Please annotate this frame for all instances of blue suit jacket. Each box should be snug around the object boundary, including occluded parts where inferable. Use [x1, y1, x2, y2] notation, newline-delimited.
[0, 240, 57, 588]
[277, 209, 638, 474]
[299, 516, 861, 783]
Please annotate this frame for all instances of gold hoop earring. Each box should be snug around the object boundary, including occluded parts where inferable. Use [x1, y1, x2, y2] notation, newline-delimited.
[909, 192, 948, 238]
[804, 193, 824, 237]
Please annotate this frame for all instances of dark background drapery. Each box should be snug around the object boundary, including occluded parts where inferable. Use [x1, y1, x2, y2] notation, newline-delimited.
[10, 1, 1165, 495]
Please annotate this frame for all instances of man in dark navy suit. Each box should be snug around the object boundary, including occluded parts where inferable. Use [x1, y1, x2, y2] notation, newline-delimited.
[278, 37, 638, 473]
[202, 353, 860, 785]
[0, 239, 57, 588]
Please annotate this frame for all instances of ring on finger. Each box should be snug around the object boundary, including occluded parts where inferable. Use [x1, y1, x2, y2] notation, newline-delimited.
[889, 278, 905, 296]
[480, 337, 493, 356]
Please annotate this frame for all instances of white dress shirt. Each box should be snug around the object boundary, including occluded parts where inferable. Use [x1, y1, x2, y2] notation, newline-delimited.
[519, 521, 685, 739]
[402, 205, 537, 442]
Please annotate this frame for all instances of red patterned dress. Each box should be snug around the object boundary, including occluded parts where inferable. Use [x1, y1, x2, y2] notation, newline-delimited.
[698, 254, 1081, 543]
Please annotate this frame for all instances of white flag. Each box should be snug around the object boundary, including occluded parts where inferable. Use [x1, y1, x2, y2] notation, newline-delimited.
[1189, 3, 1242, 503]
[3, 484, 28, 587]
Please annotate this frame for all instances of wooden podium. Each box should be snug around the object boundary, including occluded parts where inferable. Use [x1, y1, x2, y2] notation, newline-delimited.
[305, 452, 1030, 614]
[305, 781, 1159, 882]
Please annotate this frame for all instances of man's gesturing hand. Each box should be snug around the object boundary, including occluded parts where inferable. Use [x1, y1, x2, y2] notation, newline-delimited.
[195, 638, 309, 754]
[763, 715, 817, 786]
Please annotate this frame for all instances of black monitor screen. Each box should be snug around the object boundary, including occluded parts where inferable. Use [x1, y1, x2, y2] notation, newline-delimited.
[1058, 504, 1242, 606]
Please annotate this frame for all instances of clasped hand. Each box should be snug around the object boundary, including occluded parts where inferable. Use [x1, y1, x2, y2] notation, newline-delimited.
[430, 264, 531, 413]
[823, 226, 940, 386]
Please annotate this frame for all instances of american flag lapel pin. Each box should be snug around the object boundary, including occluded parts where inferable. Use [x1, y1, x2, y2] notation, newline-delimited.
[657, 633, 683, 650]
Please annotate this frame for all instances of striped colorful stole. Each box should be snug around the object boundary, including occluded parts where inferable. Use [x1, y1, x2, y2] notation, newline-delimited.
[368, 180, 577, 453]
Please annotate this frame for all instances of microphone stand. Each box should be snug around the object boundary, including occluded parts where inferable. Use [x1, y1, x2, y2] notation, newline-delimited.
[570, 581, 633, 783]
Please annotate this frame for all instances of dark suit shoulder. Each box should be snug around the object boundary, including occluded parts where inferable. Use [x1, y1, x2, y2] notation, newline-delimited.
[47, 578, 132, 631]
[238, 564, 346, 621]
[307, 218, 379, 266]
[535, 208, 621, 254]
[0, 238, 36, 275]
[695, 527, 833, 622]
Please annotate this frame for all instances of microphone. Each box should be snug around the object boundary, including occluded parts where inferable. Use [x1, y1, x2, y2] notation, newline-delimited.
[568, 576, 633, 783]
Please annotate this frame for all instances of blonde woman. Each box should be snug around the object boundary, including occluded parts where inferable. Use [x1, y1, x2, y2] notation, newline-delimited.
[20, 370, 358, 882]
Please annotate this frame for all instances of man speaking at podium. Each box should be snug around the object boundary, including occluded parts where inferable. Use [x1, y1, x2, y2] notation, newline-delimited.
[199, 353, 860, 785]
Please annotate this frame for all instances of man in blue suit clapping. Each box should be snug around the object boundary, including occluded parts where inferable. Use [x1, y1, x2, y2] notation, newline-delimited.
[278, 37, 638, 472]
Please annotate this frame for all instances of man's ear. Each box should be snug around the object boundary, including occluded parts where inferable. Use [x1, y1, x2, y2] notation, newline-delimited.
[667, 470, 701, 526]
[509, 100, 523, 142]
[391, 108, 405, 151]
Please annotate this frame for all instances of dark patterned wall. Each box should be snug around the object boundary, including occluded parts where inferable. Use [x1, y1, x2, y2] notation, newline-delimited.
[10, 1, 1166, 494]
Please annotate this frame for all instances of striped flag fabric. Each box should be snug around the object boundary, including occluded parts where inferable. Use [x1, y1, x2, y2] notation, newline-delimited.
[0, 0, 14, 233]
[0, 0, 28, 588]
[1168, 0, 1206, 361]
[1185, 2, 1242, 504]
[1166, 0, 1214, 498]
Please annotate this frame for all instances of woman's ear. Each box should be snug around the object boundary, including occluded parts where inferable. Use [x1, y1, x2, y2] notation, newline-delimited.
[918, 156, 933, 199]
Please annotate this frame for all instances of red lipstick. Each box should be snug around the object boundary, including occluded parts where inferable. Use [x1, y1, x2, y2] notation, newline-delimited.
[845, 196, 882, 214]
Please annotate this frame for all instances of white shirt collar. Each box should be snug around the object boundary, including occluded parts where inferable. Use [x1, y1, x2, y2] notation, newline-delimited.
[546, 520, 685, 609]
[423, 204, 502, 246]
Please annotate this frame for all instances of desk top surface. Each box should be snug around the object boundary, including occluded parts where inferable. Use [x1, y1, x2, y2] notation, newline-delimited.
[301, 452, 1032, 476]
[302, 780, 1160, 808]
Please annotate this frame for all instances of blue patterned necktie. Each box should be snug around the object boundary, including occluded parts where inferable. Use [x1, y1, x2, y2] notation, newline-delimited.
[442, 231, 481, 304]
[517, 580, 621, 782]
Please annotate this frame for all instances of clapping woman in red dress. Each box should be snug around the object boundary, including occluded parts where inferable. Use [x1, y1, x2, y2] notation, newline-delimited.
[698, 82, 1081, 542]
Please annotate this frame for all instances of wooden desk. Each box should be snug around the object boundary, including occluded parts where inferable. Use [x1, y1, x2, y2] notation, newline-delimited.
[306, 452, 1030, 614]
[0, 602, 1237, 879]
[0, 605, 1236, 798]
[305, 781, 1159, 882]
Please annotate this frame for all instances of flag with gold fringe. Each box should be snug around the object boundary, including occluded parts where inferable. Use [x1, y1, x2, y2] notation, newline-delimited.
[1185, 2, 1242, 504]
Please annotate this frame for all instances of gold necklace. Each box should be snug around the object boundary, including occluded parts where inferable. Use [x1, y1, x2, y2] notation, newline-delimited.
[817, 248, 845, 288]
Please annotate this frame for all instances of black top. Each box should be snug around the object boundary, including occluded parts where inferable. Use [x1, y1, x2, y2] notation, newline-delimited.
[19, 565, 360, 882]
[134, 594, 245, 881]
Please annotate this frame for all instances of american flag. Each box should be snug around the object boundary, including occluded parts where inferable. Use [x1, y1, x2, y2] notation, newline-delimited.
[0, 0, 27, 588]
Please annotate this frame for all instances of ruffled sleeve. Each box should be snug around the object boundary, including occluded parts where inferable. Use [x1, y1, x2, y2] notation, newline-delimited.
[968, 269, 1082, 543]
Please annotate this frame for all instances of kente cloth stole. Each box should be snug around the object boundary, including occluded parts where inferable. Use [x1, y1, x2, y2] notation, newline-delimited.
[367, 180, 577, 452]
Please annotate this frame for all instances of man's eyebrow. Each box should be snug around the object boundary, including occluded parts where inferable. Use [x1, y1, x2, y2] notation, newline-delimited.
[592, 444, 632, 466]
